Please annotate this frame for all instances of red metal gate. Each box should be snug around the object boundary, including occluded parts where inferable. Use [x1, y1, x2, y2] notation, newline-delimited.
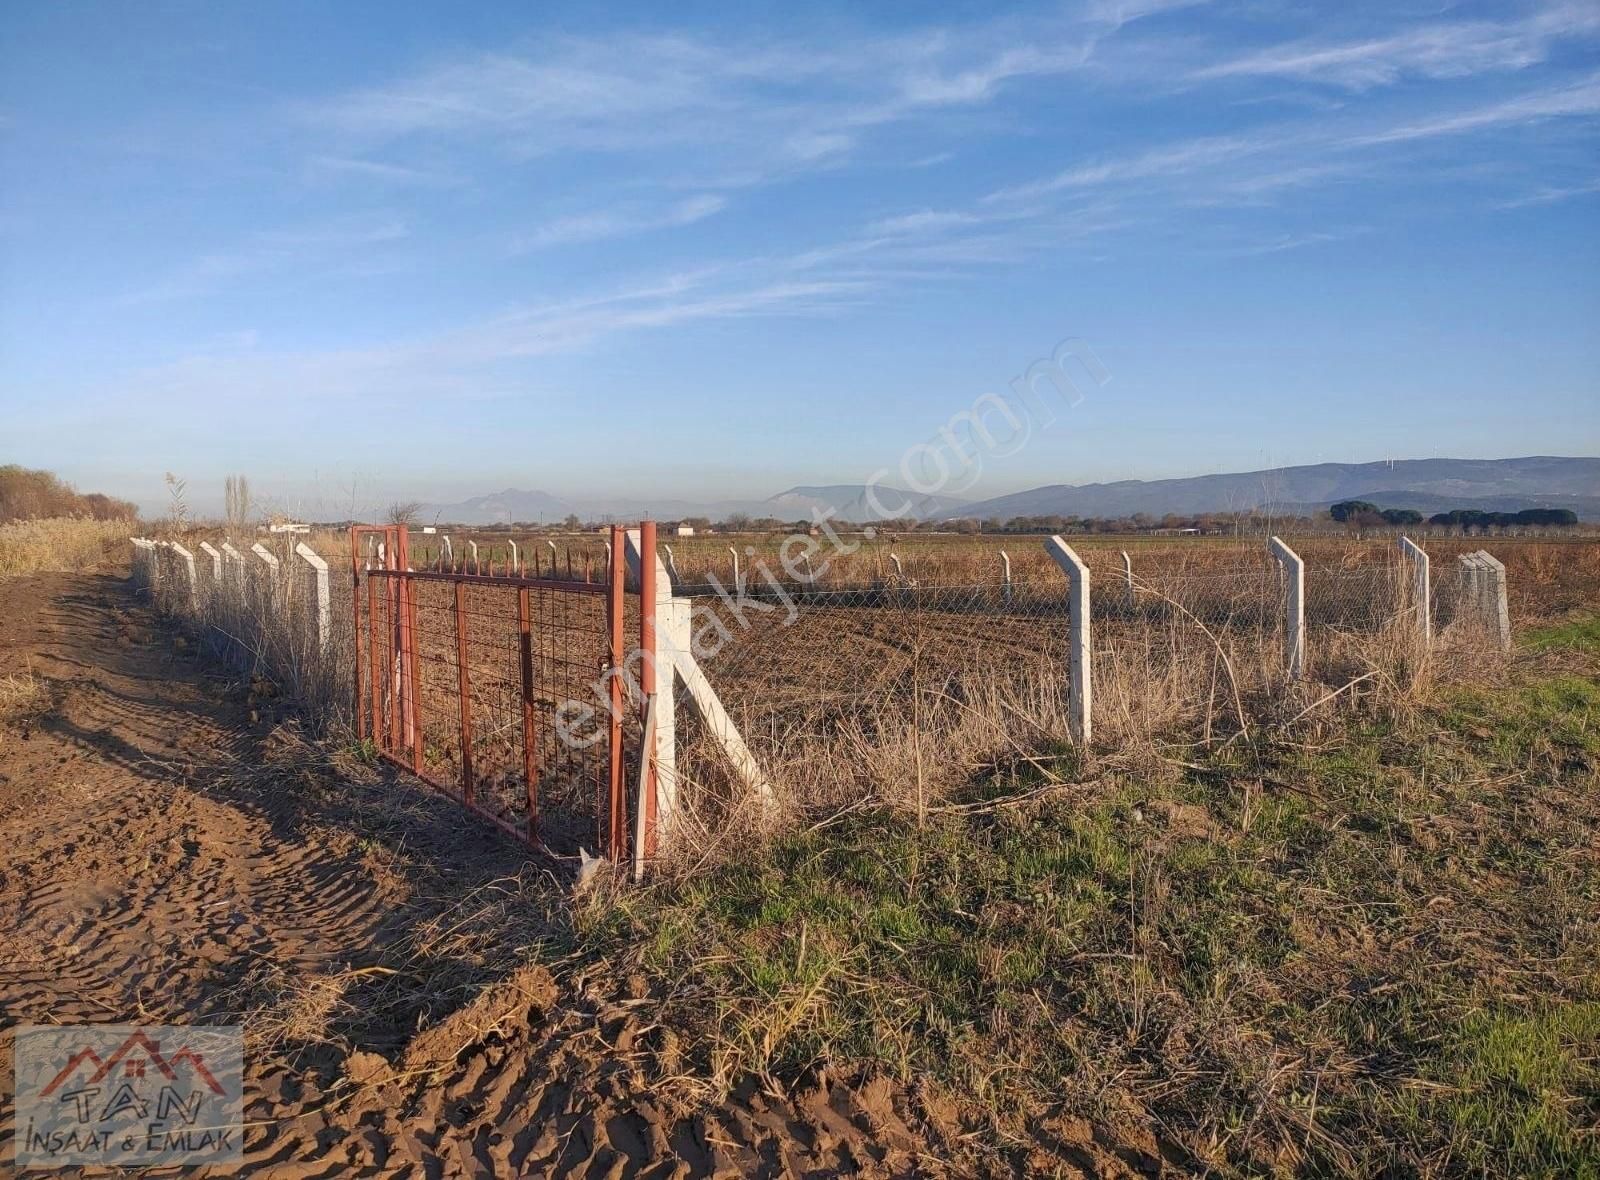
[350, 523, 657, 859]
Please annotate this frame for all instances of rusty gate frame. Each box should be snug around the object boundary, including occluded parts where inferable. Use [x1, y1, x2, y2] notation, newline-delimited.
[350, 521, 659, 861]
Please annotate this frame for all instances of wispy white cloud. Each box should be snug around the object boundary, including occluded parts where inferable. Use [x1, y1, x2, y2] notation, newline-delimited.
[297, 9, 1165, 180]
[1216, 229, 1363, 257]
[984, 134, 1275, 205]
[513, 194, 728, 251]
[117, 217, 410, 304]
[983, 70, 1600, 212]
[1342, 70, 1600, 145]
[306, 154, 462, 186]
[1194, 1, 1600, 91]
[1495, 176, 1600, 207]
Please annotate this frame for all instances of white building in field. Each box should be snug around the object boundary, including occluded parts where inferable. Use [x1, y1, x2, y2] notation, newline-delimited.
[673, 524, 696, 537]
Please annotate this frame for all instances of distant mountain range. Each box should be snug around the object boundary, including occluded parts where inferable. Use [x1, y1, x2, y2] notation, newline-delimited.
[416, 457, 1599, 526]
[937, 456, 1600, 522]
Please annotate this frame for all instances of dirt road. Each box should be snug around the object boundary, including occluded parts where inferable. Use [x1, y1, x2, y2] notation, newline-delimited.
[0, 574, 1053, 1178]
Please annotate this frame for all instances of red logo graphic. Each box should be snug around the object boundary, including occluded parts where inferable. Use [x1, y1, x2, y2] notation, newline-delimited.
[40, 1031, 227, 1098]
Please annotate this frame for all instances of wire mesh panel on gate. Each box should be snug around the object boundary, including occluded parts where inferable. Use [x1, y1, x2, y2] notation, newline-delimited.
[356, 551, 638, 856]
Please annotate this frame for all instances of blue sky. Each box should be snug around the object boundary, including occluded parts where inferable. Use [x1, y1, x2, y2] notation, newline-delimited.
[2, 0, 1597, 517]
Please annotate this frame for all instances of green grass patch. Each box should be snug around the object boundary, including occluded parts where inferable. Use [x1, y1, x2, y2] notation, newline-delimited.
[1393, 1002, 1600, 1178]
[1523, 613, 1600, 654]
[591, 650, 1600, 1174]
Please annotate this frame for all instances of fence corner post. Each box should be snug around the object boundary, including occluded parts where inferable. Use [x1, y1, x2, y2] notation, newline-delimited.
[1268, 536, 1305, 680]
[1466, 549, 1510, 653]
[624, 523, 677, 871]
[1044, 535, 1092, 747]
[1398, 535, 1430, 648]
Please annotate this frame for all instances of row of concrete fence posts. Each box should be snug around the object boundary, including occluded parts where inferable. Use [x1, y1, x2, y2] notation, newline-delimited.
[129, 536, 331, 653]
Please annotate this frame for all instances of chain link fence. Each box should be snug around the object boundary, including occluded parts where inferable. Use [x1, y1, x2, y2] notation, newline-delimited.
[128, 531, 1541, 859]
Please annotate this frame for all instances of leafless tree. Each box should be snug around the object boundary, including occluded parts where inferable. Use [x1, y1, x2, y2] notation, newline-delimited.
[225, 474, 252, 532]
[386, 500, 423, 526]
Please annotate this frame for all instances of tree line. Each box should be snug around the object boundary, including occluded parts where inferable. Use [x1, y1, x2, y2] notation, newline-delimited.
[1330, 500, 1578, 530]
[0, 465, 137, 524]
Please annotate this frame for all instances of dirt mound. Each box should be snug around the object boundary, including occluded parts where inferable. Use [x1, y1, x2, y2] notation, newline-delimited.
[0, 574, 1159, 1178]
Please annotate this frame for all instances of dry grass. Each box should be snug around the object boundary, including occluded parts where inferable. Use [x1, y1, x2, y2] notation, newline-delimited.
[0, 517, 130, 578]
[0, 664, 51, 748]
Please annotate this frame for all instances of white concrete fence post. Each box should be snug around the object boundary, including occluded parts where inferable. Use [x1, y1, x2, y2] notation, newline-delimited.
[198, 541, 222, 584]
[250, 543, 281, 632]
[467, 539, 478, 574]
[1399, 536, 1431, 648]
[508, 540, 519, 575]
[295, 542, 331, 650]
[1460, 550, 1510, 653]
[727, 546, 741, 595]
[1121, 550, 1135, 612]
[1045, 536, 1092, 747]
[220, 542, 245, 595]
[170, 542, 198, 610]
[1484, 551, 1512, 653]
[1269, 536, 1305, 681]
[1000, 550, 1012, 605]
[663, 543, 680, 587]
[130, 538, 156, 591]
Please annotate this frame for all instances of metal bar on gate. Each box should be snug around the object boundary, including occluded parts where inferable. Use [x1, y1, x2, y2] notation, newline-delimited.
[395, 527, 419, 760]
[402, 571, 423, 773]
[350, 529, 365, 738]
[388, 556, 402, 750]
[454, 579, 474, 805]
[518, 585, 538, 842]
[607, 524, 627, 859]
[639, 520, 659, 860]
[377, 567, 608, 594]
[366, 575, 382, 744]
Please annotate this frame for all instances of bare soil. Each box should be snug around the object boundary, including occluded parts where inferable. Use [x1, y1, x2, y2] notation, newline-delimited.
[0, 573, 1158, 1178]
